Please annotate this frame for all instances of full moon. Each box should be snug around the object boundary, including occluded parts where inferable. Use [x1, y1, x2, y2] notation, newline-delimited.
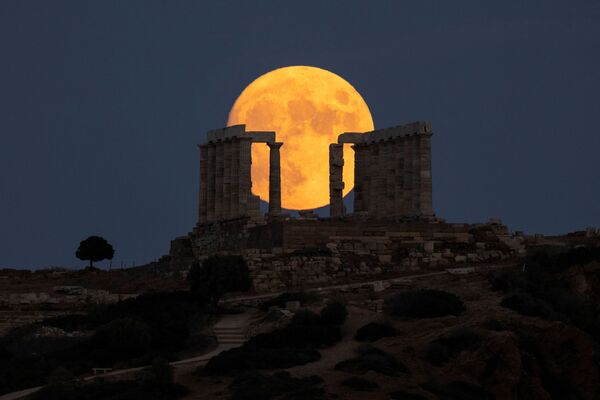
[227, 66, 374, 210]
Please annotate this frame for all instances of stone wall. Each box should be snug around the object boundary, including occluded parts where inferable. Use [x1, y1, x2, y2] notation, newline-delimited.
[170, 217, 525, 292]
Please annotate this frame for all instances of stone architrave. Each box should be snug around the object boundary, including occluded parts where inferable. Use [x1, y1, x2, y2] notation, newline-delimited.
[268, 142, 284, 215]
[329, 144, 344, 217]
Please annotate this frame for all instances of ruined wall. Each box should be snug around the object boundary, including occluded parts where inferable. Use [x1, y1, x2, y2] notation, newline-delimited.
[171, 218, 525, 292]
[348, 122, 433, 218]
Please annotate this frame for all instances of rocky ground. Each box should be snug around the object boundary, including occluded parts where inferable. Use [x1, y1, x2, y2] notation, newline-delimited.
[176, 267, 600, 399]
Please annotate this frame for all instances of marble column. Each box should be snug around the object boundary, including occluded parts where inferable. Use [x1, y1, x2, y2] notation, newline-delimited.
[268, 142, 284, 215]
[411, 134, 421, 215]
[230, 139, 240, 218]
[403, 135, 415, 214]
[214, 141, 224, 220]
[206, 144, 216, 222]
[238, 137, 253, 217]
[418, 133, 433, 216]
[222, 140, 232, 219]
[329, 144, 344, 217]
[352, 144, 366, 214]
[198, 144, 208, 224]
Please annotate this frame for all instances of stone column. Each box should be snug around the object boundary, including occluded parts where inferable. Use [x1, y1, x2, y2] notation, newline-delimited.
[268, 142, 284, 215]
[230, 139, 240, 218]
[206, 144, 216, 222]
[418, 133, 433, 216]
[371, 143, 383, 218]
[403, 135, 415, 214]
[238, 137, 253, 217]
[411, 134, 421, 215]
[214, 141, 224, 220]
[352, 144, 366, 214]
[329, 144, 344, 217]
[198, 144, 208, 224]
[222, 140, 232, 219]
[394, 139, 407, 216]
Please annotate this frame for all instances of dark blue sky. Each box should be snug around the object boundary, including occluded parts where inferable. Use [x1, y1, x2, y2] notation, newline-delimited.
[1, 1, 599, 269]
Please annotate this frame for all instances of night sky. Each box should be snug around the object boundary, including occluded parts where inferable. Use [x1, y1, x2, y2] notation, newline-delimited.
[1, 1, 599, 269]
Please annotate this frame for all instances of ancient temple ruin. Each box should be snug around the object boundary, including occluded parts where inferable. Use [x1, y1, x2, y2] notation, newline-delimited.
[198, 125, 283, 223]
[198, 121, 434, 222]
[166, 120, 525, 292]
[330, 121, 433, 219]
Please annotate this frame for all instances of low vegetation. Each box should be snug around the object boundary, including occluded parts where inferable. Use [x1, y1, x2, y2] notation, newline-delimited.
[228, 371, 324, 400]
[355, 321, 397, 342]
[0, 254, 252, 396]
[259, 291, 319, 311]
[424, 328, 482, 366]
[491, 246, 600, 342]
[334, 345, 409, 376]
[341, 376, 379, 391]
[388, 390, 428, 400]
[205, 301, 347, 375]
[187, 255, 251, 309]
[385, 289, 466, 318]
[30, 358, 188, 400]
[420, 380, 494, 400]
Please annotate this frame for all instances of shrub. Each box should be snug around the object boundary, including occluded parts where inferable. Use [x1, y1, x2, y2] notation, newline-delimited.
[355, 321, 397, 342]
[31, 379, 189, 400]
[341, 376, 379, 391]
[319, 299, 347, 326]
[386, 289, 466, 318]
[421, 380, 494, 400]
[229, 371, 324, 400]
[500, 293, 560, 320]
[424, 328, 481, 365]
[204, 346, 321, 375]
[388, 390, 428, 400]
[187, 255, 251, 308]
[483, 318, 507, 331]
[205, 304, 347, 375]
[259, 292, 318, 310]
[141, 358, 173, 386]
[249, 309, 343, 349]
[90, 318, 152, 364]
[335, 345, 409, 376]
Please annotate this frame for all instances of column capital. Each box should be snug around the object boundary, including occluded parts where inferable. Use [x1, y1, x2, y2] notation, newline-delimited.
[267, 141, 284, 149]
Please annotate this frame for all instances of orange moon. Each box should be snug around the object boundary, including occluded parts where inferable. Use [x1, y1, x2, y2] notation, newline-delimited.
[227, 66, 374, 210]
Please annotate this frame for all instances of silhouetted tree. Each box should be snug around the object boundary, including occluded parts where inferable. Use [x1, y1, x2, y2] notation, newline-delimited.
[187, 255, 251, 309]
[75, 236, 114, 268]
